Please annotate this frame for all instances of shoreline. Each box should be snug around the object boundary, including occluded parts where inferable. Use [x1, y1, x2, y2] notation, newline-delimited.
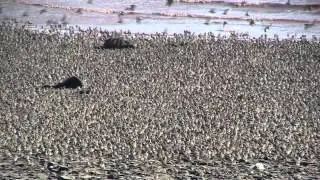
[2, 20, 320, 41]
[1, 0, 320, 39]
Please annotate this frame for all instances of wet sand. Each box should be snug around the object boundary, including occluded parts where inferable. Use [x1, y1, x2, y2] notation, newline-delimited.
[1, 0, 320, 39]
[0, 22, 319, 179]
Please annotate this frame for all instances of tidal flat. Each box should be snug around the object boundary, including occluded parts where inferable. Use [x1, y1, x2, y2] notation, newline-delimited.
[0, 22, 319, 179]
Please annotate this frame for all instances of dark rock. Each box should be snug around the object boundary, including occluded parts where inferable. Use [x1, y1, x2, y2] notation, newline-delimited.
[43, 76, 83, 89]
[100, 37, 135, 49]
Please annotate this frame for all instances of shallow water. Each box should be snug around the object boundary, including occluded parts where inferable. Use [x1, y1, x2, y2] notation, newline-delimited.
[0, 0, 319, 38]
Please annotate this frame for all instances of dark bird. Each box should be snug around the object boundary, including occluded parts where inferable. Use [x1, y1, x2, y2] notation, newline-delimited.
[61, 14, 67, 22]
[136, 16, 142, 24]
[249, 19, 255, 26]
[125, 4, 136, 11]
[304, 21, 315, 30]
[240, 1, 246, 6]
[264, 24, 271, 32]
[87, 0, 93, 4]
[223, 21, 227, 27]
[43, 76, 83, 89]
[47, 162, 68, 173]
[304, 5, 314, 11]
[223, 9, 229, 15]
[118, 17, 123, 23]
[163, 28, 168, 35]
[286, 0, 291, 5]
[76, 8, 82, 14]
[22, 11, 28, 17]
[184, 30, 191, 36]
[209, 8, 215, 14]
[118, 11, 125, 23]
[46, 19, 58, 25]
[166, 0, 174, 7]
[0, 7, 3, 14]
[245, 10, 249, 16]
[61, 21, 68, 25]
[100, 37, 135, 49]
[204, 18, 210, 25]
[40, 8, 47, 14]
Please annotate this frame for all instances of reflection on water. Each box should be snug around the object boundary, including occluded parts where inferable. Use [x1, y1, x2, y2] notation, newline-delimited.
[0, 0, 319, 38]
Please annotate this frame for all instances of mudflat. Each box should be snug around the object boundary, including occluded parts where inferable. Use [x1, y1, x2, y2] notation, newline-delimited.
[0, 23, 319, 179]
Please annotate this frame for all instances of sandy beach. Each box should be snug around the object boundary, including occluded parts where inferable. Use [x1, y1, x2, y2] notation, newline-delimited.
[0, 22, 319, 179]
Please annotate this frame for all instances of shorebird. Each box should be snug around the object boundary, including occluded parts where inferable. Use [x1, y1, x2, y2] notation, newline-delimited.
[60, 15, 68, 25]
[22, 11, 28, 17]
[223, 21, 227, 27]
[223, 9, 229, 15]
[166, 0, 174, 7]
[240, 1, 246, 6]
[61, 14, 67, 22]
[304, 21, 315, 30]
[118, 12, 124, 23]
[0, 7, 3, 14]
[245, 10, 249, 16]
[204, 18, 210, 25]
[76, 8, 82, 14]
[249, 19, 255, 26]
[62, 21, 68, 25]
[46, 19, 58, 25]
[286, 0, 291, 5]
[40, 8, 47, 14]
[125, 4, 136, 11]
[87, 0, 93, 4]
[209, 8, 216, 14]
[184, 30, 191, 35]
[264, 24, 271, 32]
[136, 16, 142, 24]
